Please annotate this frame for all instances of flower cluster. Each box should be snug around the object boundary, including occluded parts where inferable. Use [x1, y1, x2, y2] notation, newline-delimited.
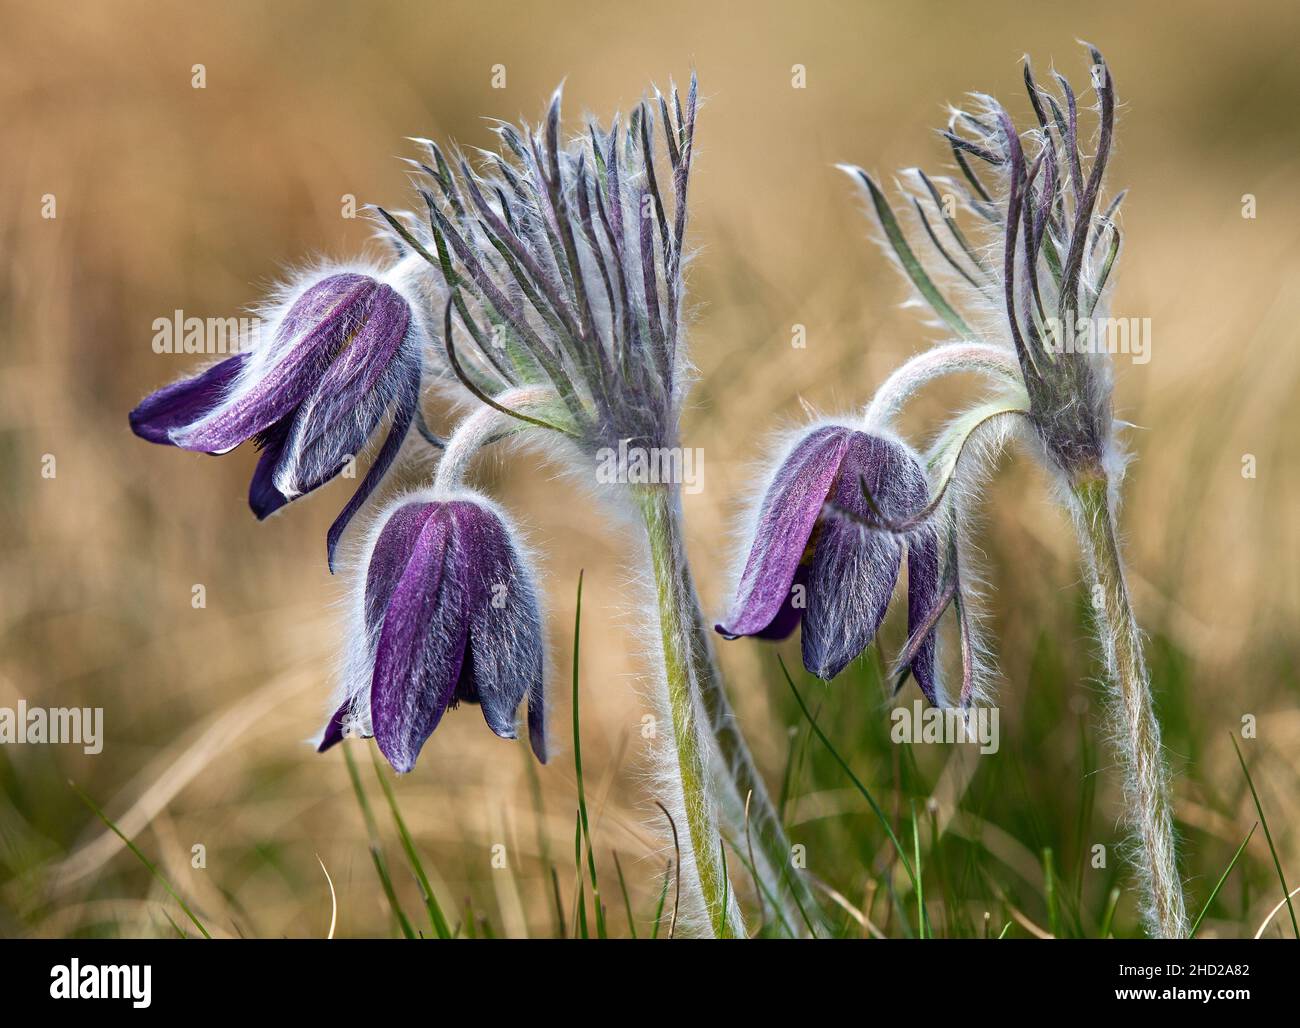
[129, 78, 701, 774]
[717, 46, 1127, 707]
[129, 52, 1181, 939]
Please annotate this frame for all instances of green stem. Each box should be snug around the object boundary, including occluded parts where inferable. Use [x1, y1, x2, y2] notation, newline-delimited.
[639, 484, 825, 937]
[639, 485, 744, 937]
[1073, 475, 1188, 938]
[681, 562, 827, 936]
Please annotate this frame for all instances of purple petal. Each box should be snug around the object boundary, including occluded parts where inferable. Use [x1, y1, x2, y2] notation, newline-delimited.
[279, 284, 412, 495]
[173, 274, 377, 454]
[753, 563, 808, 641]
[248, 418, 294, 519]
[717, 426, 851, 639]
[449, 501, 545, 756]
[801, 433, 917, 680]
[128, 353, 246, 445]
[326, 373, 420, 573]
[370, 506, 468, 773]
[362, 500, 437, 635]
[906, 525, 941, 704]
[316, 699, 350, 753]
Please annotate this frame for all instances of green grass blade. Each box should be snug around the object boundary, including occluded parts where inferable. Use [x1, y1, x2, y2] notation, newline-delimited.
[650, 862, 671, 940]
[1230, 733, 1297, 937]
[549, 866, 567, 939]
[341, 744, 415, 940]
[70, 780, 211, 939]
[911, 801, 926, 939]
[159, 908, 187, 939]
[368, 747, 452, 939]
[781, 657, 929, 933]
[613, 851, 637, 939]
[573, 811, 589, 939]
[1042, 847, 1059, 938]
[1099, 886, 1121, 939]
[570, 569, 607, 938]
[1190, 823, 1256, 938]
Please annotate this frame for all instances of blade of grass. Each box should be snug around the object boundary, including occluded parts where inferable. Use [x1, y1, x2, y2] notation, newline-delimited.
[1099, 885, 1121, 938]
[613, 852, 637, 939]
[69, 780, 211, 939]
[1190, 823, 1256, 938]
[549, 866, 567, 939]
[655, 801, 681, 939]
[1042, 847, 1059, 938]
[1230, 733, 1298, 937]
[570, 569, 607, 938]
[159, 908, 187, 939]
[341, 744, 415, 940]
[367, 747, 452, 939]
[721, 832, 796, 938]
[573, 811, 589, 939]
[650, 861, 671, 940]
[781, 657, 929, 934]
[911, 801, 926, 939]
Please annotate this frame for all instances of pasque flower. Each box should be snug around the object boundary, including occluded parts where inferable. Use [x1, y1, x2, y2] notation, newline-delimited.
[717, 424, 940, 695]
[835, 47, 1188, 937]
[129, 267, 429, 568]
[317, 491, 546, 773]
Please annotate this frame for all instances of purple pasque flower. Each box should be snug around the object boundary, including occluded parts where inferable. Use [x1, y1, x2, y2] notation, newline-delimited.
[717, 422, 941, 699]
[317, 490, 546, 773]
[128, 267, 428, 569]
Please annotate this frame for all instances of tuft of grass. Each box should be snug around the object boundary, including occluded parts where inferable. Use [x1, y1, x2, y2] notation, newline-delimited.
[781, 656, 930, 936]
[367, 746, 452, 939]
[342, 743, 415, 939]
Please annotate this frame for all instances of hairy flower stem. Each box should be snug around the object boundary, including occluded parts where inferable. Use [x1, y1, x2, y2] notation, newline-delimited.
[638, 485, 744, 937]
[1072, 474, 1188, 938]
[639, 485, 823, 937]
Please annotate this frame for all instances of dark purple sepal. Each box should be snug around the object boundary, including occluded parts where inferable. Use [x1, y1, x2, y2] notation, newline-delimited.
[448, 501, 545, 749]
[172, 274, 379, 455]
[716, 425, 851, 639]
[326, 373, 420, 573]
[128, 353, 246, 445]
[370, 508, 468, 773]
[906, 523, 942, 704]
[316, 700, 351, 753]
[801, 433, 918, 680]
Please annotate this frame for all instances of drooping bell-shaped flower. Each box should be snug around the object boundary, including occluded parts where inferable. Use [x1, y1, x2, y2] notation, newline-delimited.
[317, 491, 547, 773]
[128, 268, 427, 568]
[717, 424, 940, 698]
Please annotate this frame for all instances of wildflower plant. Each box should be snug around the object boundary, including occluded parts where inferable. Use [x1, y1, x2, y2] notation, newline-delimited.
[815, 45, 1187, 936]
[128, 49, 1187, 939]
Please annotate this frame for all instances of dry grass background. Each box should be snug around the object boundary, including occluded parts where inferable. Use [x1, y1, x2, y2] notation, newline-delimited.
[1, 0, 1297, 938]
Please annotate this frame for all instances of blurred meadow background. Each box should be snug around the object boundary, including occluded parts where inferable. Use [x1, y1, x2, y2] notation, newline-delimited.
[1, 0, 1297, 939]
